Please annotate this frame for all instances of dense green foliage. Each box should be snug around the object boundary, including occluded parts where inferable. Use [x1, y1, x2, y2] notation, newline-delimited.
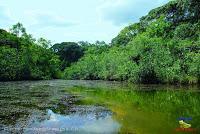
[1, 0, 199, 84]
[64, 0, 200, 84]
[0, 23, 61, 81]
[51, 42, 84, 71]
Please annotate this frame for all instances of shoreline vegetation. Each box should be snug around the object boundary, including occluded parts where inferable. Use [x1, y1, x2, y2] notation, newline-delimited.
[0, 0, 199, 85]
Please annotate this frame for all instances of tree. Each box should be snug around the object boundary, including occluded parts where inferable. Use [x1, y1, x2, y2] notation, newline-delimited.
[37, 38, 52, 49]
[9, 22, 26, 37]
[51, 42, 84, 70]
[0, 24, 61, 81]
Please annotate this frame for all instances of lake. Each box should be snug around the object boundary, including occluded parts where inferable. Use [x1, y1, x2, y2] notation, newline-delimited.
[0, 80, 199, 134]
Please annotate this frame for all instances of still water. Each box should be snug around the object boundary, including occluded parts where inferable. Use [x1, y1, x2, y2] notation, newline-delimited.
[0, 80, 199, 134]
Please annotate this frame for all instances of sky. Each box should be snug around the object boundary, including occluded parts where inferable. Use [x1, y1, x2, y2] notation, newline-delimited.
[0, 0, 169, 44]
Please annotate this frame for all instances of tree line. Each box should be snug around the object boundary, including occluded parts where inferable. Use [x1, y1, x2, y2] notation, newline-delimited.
[0, 0, 199, 84]
[64, 0, 200, 84]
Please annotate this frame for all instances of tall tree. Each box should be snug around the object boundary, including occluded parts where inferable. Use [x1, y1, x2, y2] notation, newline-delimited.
[9, 22, 26, 37]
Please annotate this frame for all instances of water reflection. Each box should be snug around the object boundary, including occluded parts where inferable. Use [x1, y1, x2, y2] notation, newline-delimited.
[0, 80, 199, 134]
[25, 108, 120, 134]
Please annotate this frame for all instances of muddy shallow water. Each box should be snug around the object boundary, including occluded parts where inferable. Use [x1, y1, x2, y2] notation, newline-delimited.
[0, 80, 199, 134]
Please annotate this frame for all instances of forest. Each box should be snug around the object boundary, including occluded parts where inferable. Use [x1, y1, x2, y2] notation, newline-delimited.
[0, 0, 199, 84]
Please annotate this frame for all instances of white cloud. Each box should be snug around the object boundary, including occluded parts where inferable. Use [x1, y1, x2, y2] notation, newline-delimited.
[25, 10, 77, 29]
[0, 0, 169, 43]
[97, 0, 169, 26]
[0, 6, 13, 28]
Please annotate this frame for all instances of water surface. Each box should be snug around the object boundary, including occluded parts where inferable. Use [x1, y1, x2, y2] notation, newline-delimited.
[0, 80, 199, 133]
